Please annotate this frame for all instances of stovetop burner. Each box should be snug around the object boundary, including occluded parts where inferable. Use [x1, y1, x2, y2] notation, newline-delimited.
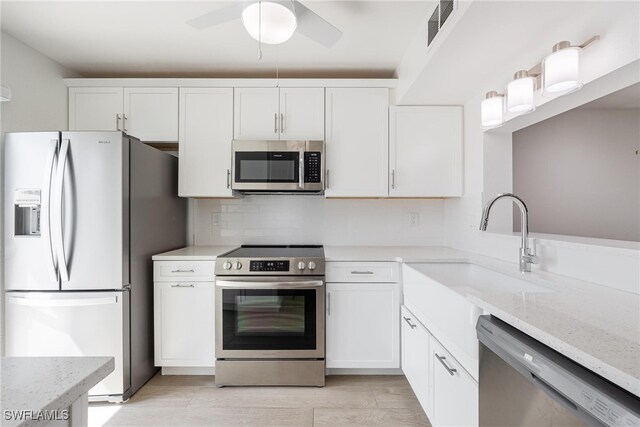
[222, 245, 324, 259]
[215, 245, 325, 276]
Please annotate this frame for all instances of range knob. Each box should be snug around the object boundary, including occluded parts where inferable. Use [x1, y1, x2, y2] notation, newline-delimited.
[223, 261, 232, 270]
[234, 261, 243, 270]
[297, 261, 306, 270]
[308, 261, 316, 271]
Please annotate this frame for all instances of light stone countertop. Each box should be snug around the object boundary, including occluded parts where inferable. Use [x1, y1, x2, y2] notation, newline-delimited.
[150, 245, 640, 397]
[152, 245, 237, 261]
[405, 258, 640, 398]
[1, 357, 114, 427]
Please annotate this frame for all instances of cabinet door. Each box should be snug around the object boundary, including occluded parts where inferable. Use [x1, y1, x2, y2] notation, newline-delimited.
[234, 88, 280, 140]
[279, 88, 325, 140]
[325, 88, 389, 197]
[431, 338, 478, 427]
[123, 87, 179, 141]
[179, 88, 234, 197]
[389, 106, 462, 197]
[69, 87, 123, 131]
[154, 282, 215, 367]
[326, 283, 399, 369]
[401, 306, 433, 419]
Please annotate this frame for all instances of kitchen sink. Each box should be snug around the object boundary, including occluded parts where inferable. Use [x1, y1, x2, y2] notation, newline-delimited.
[409, 263, 555, 294]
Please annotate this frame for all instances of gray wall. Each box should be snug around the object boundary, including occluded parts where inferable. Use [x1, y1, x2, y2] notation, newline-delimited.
[513, 107, 640, 241]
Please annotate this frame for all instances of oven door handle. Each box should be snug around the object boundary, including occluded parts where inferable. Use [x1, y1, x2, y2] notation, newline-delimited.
[216, 280, 324, 289]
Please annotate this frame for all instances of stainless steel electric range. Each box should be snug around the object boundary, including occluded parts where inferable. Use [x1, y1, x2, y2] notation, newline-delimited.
[214, 245, 326, 387]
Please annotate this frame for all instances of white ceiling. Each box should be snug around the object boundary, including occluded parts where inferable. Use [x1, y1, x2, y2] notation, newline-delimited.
[579, 83, 640, 110]
[0, 1, 432, 77]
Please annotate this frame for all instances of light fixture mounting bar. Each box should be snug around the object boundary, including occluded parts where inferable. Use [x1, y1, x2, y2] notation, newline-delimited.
[577, 35, 600, 49]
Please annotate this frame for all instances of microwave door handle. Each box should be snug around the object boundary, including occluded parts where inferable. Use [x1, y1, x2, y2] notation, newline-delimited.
[299, 149, 304, 190]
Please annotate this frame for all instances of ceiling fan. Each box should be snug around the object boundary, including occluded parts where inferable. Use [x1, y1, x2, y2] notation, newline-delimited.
[187, 0, 343, 47]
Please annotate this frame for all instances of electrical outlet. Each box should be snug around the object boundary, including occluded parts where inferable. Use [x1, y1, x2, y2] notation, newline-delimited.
[212, 213, 221, 226]
[409, 212, 419, 227]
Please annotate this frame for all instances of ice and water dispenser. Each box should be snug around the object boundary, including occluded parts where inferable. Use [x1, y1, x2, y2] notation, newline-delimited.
[14, 189, 42, 236]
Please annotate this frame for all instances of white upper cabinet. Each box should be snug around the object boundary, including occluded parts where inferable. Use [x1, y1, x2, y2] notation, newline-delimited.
[279, 88, 325, 140]
[234, 87, 325, 140]
[179, 88, 234, 198]
[389, 106, 463, 197]
[69, 87, 124, 131]
[234, 88, 280, 140]
[123, 88, 179, 142]
[69, 86, 179, 142]
[325, 88, 389, 197]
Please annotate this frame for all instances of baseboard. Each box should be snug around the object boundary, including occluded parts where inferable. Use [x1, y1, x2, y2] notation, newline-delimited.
[326, 368, 403, 375]
[161, 367, 215, 375]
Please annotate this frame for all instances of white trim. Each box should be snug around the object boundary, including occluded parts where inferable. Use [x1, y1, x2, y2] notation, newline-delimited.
[326, 368, 403, 375]
[161, 366, 215, 375]
[64, 78, 398, 88]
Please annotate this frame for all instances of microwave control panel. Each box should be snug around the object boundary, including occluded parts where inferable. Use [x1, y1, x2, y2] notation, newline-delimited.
[304, 152, 321, 183]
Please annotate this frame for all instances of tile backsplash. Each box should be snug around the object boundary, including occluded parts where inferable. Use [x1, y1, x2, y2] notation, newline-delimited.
[191, 196, 446, 246]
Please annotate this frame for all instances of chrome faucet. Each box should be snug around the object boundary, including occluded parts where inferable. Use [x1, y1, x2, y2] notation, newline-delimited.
[479, 193, 539, 273]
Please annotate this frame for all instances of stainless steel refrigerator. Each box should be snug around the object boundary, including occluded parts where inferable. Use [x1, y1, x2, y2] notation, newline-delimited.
[4, 131, 187, 402]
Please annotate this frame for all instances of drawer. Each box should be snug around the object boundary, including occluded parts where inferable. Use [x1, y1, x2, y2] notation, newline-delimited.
[153, 261, 215, 282]
[326, 262, 399, 283]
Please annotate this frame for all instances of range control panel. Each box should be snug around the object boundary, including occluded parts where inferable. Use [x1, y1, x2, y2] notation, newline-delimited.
[250, 260, 290, 272]
[304, 152, 321, 183]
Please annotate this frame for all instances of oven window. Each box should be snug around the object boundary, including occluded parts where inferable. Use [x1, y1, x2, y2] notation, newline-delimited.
[222, 289, 317, 350]
[235, 152, 299, 183]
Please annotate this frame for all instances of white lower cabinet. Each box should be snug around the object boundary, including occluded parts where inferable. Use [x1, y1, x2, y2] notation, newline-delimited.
[401, 305, 478, 426]
[154, 282, 215, 367]
[326, 282, 400, 369]
[431, 338, 478, 427]
[401, 306, 433, 418]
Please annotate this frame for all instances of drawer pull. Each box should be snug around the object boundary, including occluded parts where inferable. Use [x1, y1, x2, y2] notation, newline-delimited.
[403, 316, 417, 329]
[171, 269, 195, 273]
[435, 353, 457, 376]
[171, 284, 195, 288]
[350, 271, 374, 275]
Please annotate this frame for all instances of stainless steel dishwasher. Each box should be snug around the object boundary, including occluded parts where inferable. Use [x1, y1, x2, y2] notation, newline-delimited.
[476, 316, 640, 427]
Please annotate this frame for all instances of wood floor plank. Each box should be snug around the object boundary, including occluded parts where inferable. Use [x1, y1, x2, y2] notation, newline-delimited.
[103, 407, 314, 427]
[188, 386, 377, 409]
[90, 374, 430, 427]
[313, 408, 431, 427]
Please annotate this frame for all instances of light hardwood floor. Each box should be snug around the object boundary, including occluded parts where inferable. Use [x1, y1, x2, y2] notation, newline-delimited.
[89, 374, 432, 427]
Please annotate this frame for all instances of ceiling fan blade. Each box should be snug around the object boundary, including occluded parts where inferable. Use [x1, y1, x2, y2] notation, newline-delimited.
[186, 3, 243, 29]
[293, 1, 343, 48]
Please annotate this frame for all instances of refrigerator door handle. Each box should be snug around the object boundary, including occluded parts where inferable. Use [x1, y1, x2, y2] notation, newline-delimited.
[42, 140, 59, 282]
[6, 294, 119, 307]
[53, 138, 70, 282]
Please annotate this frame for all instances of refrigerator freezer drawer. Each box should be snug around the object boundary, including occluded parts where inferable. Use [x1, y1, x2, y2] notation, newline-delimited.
[5, 291, 131, 400]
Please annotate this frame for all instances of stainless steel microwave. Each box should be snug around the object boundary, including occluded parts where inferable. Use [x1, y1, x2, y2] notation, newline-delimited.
[231, 140, 324, 193]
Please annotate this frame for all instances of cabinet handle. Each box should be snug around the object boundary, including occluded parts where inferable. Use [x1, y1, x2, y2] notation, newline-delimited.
[326, 169, 330, 189]
[435, 353, 457, 376]
[403, 316, 417, 329]
[116, 114, 121, 131]
[274, 113, 278, 134]
[226, 169, 231, 189]
[327, 292, 331, 316]
[391, 169, 396, 189]
[281, 113, 285, 133]
[123, 114, 128, 132]
[171, 269, 195, 273]
[171, 284, 195, 288]
[351, 271, 374, 275]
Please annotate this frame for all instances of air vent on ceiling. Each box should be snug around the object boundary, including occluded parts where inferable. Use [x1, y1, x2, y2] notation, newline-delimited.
[427, 0, 455, 47]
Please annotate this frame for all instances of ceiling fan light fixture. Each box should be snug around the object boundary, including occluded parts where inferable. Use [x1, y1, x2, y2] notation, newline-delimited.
[242, 1, 298, 45]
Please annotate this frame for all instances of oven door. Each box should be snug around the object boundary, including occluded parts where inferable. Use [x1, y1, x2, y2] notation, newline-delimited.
[231, 140, 324, 192]
[215, 276, 325, 359]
